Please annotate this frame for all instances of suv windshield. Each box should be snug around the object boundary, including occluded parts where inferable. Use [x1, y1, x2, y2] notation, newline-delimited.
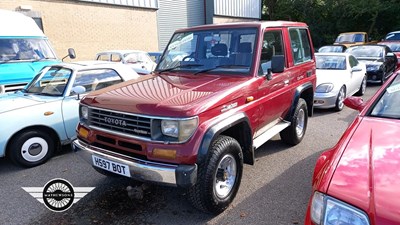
[0, 38, 57, 62]
[157, 27, 258, 75]
[335, 33, 365, 43]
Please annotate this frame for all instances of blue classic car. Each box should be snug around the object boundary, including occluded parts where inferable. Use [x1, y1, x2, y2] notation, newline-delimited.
[0, 61, 140, 167]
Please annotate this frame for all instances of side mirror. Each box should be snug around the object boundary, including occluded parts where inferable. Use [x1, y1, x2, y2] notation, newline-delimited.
[68, 48, 76, 59]
[264, 55, 285, 80]
[271, 55, 285, 73]
[352, 65, 362, 72]
[344, 96, 366, 112]
[386, 52, 395, 57]
[71, 85, 86, 99]
[62, 48, 76, 61]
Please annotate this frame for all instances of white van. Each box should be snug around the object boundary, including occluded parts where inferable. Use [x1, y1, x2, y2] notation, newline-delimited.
[0, 9, 75, 93]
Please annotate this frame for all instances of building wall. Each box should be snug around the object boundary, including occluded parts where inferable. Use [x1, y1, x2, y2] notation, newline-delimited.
[214, 0, 261, 19]
[0, 0, 158, 61]
[213, 15, 258, 24]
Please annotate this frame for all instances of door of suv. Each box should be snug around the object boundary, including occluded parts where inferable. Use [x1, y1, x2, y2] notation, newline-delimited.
[254, 28, 293, 137]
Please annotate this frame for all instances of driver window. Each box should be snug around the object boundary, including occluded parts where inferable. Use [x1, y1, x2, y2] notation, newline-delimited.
[259, 30, 284, 75]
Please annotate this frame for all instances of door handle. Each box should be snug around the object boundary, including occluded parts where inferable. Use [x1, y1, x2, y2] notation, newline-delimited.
[284, 80, 289, 85]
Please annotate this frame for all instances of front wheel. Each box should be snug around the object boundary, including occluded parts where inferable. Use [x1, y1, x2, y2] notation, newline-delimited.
[8, 130, 55, 167]
[188, 135, 243, 214]
[280, 98, 308, 145]
[381, 71, 387, 84]
[334, 86, 346, 111]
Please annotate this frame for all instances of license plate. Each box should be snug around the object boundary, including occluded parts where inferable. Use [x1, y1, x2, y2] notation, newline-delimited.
[92, 155, 131, 177]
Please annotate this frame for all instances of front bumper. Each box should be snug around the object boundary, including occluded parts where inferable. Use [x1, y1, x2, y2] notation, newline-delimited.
[72, 139, 197, 188]
[313, 92, 338, 109]
[366, 70, 383, 83]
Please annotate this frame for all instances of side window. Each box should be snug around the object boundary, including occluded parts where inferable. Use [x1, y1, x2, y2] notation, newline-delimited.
[97, 54, 109, 61]
[289, 28, 312, 65]
[349, 55, 358, 67]
[73, 69, 123, 93]
[111, 54, 122, 62]
[258, 30, 284, 75]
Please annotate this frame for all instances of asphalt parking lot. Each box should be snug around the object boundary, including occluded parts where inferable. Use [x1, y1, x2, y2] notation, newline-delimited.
[0, 84, 381, 225]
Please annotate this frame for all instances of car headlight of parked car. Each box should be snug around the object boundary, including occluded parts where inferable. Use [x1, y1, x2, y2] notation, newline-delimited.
[367, 64, 381, 71]
[316, 83, 334, 93]
[161, 117, 198, 142]
[80, 105, 89, 121]
[311, 192, 370, 225]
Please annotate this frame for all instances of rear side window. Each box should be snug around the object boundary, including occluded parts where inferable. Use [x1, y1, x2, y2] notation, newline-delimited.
[97, 54, 109, 61]
[111, 54, 122, 62]
[73, 69, 123, 93]
[289, 28, 312, 65]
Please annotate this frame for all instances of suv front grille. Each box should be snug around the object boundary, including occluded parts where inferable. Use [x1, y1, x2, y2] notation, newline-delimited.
[89, 108, 152, 138]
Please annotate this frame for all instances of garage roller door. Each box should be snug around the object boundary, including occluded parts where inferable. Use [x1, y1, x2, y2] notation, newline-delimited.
[157, 0, 205, 51]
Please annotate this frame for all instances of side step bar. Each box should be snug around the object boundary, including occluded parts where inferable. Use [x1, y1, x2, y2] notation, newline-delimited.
[253, 121, 291, 149]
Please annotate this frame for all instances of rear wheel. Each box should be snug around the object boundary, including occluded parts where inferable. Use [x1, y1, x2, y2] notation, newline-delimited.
[334, 86, 346, 111]
[280, 98, 308, 145]
[188, 135, 243, 214]
[9, 130, 55, 167]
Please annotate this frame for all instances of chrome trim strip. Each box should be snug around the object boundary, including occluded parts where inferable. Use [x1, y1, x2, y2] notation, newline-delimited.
[84, 105, 199, 144]
[89, 125, 154, 142]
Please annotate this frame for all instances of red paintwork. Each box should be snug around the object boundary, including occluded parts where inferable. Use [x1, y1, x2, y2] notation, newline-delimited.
[305, 70, 400, 225]
[82, 73, 253, 117]
[79, 21, 316, 165]
[343, 96, 367, 112]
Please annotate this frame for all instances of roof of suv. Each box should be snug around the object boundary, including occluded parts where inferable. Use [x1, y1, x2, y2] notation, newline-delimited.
[176, 21, 308, 33]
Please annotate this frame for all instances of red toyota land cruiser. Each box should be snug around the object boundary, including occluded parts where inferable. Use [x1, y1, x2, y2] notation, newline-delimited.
[73, 21, 316, 214]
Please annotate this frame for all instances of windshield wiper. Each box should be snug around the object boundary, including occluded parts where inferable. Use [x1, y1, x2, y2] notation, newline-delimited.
[194, 64, 249, 75]
[34, 92, 60, 96]
[158, 63, 204, 74]
[33, 57, 57, 62]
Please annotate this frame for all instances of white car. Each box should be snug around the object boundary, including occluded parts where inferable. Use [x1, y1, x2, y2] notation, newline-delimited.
[314, 52, 367, 111]
[0, 61, 140, 167]
[96, 50, 156, 72]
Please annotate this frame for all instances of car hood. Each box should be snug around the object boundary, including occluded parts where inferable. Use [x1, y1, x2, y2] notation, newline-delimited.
[0, 92, 61, 114]
[82, 73, 251, 117]
[358, 58, 383, 65]
[316, 69, 348, 86]
[328, 117, 400, 224]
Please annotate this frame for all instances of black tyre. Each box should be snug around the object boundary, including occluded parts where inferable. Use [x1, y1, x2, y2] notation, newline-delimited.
[334, 86, 346, 111]
[381, 71, 386, 84]
[188, 135, 243, 214]
[8, 130, 55, 167]
[280, 98, 308, 145]
[355, 75, 367, 96]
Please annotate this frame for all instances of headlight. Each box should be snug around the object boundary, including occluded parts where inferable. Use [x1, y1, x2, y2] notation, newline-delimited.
[81, 106, 89, 120]
[367, 65, 380, 71]
[316, 83, 334, 93]
[161, 117, 198, 142]
[310, 192, 370, 225]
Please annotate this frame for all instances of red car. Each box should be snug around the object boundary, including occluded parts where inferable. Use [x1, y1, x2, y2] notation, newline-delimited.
[305, 69, 400, 225]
